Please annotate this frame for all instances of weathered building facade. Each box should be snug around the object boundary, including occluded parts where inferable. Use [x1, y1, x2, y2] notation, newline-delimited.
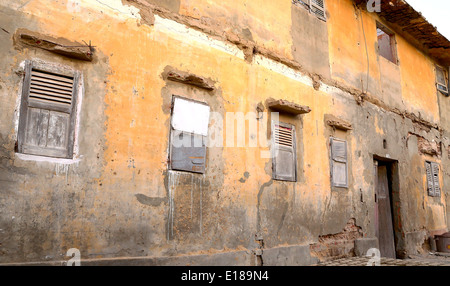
[0, 0, 449, 265]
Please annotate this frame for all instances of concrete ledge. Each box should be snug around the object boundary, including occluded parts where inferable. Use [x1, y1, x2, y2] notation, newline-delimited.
[164, 68, 216, 91]
[266, 98, 311, 115]
[354, 238, 379, 257]
[324, 114, 353, 131]
[15, 28, 93, 61]
[262, 244, 318, 266]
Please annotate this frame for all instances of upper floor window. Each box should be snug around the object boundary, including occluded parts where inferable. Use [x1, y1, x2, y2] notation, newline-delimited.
[293, 0, 326, 21]
[17, 61, 80, 159]
[377, 23, 398, 64]
[435, 65, 449, 95]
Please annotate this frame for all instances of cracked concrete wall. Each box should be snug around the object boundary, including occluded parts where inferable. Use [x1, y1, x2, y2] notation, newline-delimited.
[0, 3, 111, 262]
[0, 0, 448, 264]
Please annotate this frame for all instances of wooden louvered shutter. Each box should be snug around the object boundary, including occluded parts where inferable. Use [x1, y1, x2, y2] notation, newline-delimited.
[425, 161, 435, 196]
[431, 162, 441, 197]
[272, 121, 297, 182]
[331, 137, 348, 188]
[310, 0, 326, 21]
[17, 62, 79, 159]
[425, 161, 441, 197]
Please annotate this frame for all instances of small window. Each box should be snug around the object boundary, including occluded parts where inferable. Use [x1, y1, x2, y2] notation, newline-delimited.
[330, 137, 348, 188]
[169, 96, 210, 174]
[272, 121, 297, 182]
[377, 23, 397, 64]
[435, 65, 448, 95]
[293, 0, 326, 21]
[17, 61, 80, 159]
[425, 161, 441, 197]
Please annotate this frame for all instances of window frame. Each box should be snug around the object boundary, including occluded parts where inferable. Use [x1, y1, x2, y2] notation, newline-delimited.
[425, 161, 441, 197]
[330, 137, 348, 188]
[376, 22, 398, 65]
[271, 120, 297, 182]
[435, 65, 449, 95]
[17, 60, 80, 159]
[168, 95, 210, 174]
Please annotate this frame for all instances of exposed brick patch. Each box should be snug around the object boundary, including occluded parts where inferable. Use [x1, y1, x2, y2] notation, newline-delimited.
[310, 218, 363, 261]
[417, 136, 441, 157]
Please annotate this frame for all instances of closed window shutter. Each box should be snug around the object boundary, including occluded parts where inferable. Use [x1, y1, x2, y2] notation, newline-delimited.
[431, 163, 441, 197]
[425, 162, 435, 196]
[294, 0, 326, 21]
[272, 122, 296, 182]
[310, 0, 326, 20]
[170, 130, 207, 174]
[169, 97, 209, 174]
[18, 62, 79, 159]
[426, 161, 441, 197]
[331, 138, 348, 188]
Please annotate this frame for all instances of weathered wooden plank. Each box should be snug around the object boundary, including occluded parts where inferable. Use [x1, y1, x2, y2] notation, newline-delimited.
[46, 111, 69, 149]
[376, 165, 396, 259]
[31, 70, 74, 84]
[24, 108, 49, 148]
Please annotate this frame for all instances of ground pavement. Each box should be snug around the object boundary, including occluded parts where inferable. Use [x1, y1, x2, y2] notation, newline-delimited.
[315, 252, 450, 266]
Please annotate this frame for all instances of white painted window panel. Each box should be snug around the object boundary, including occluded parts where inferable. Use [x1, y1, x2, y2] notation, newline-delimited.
[171, 97, 210, 136]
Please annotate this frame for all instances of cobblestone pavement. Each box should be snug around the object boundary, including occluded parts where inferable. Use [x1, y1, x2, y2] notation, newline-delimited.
[315, 254, 450, 266]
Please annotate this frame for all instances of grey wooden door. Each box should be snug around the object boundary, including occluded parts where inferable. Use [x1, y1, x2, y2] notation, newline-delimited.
[375, 164, 396, 258]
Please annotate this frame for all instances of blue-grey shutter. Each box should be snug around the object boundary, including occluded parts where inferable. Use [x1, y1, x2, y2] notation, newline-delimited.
[272, 121, 296, 182]
[169, 96, 209, 174]
[170, 130, 206, 174]
[18, 63, 78, 159]
[331, 137, 348, 188]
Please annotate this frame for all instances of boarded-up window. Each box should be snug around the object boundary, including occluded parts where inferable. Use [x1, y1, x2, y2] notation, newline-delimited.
[425, 161, 441, 197]
[17, 61, 80, 159]
[169, 96, 210, 174]
[293, 0, 326, 21]
[436, 65, 448, 94]
[377, 23, 397, 64]
[330, 137, 348, 188]
[272, 121, 297, 182]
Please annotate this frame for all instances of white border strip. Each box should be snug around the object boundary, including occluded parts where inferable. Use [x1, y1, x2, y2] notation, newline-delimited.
[154, 15, 246, 60]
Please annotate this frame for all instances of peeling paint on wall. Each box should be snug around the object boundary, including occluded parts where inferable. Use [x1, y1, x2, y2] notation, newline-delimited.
[0, 0, 449, 265]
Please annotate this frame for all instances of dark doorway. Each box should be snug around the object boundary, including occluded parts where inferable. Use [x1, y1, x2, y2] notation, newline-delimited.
[374, 158, 398, 258]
